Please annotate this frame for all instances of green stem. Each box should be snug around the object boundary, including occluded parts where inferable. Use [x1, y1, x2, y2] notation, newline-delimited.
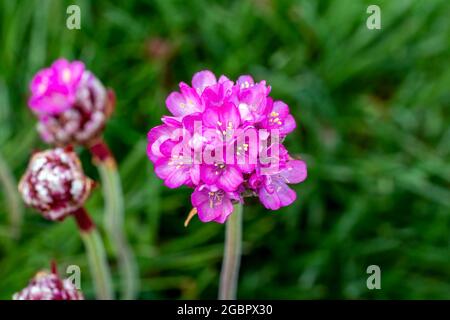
[219, 202, 243, 300]
[79, 227, 114, 300]
[0, 151, 22, 239]
[98, 161, 139, 300]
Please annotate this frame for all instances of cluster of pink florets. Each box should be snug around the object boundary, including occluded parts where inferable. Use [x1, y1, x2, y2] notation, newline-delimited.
[147, 70, 307, 223]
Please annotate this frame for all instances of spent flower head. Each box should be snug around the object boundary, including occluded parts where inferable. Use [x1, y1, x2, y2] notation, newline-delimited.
[147, 70, 307, 223]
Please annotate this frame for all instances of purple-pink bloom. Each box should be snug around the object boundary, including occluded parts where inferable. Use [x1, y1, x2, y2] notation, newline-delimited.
[147, 70, 307, 223]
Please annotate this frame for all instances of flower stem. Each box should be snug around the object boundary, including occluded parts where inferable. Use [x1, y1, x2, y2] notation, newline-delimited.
[0, 151, 23, 239]
[219, 202, 243, 300]
[74, 207, 114, 300]
[90, 138, 139, 300]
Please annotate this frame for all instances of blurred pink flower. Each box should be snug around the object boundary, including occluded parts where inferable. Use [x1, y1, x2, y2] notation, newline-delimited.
[28, 58, 114, 145]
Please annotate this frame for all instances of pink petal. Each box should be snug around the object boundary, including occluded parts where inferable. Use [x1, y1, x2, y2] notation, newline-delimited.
[219, 102, 241, 131]
[164, 167, 190, 188]
[147, 125, 173, 162]
[190, 164, 200, 185]
[196, 201, 219, 222]
[272, 101, 289, 118]
[165, 92, 187, 117]
[155, 158, 190, 188]
[191, 189, 217, 222]
[159, 139, 179, 157]
[237, 102, 252, 122]
[51, 59, 71, 74]
[237, 161, 255, 174]
[280, 114, 296, 135]
[259, 186, 281, 210]
[218, 75, 232, 84]
[217, 166, 243, 192]
[191, 188, 208, 207]
[30, 68, 52, 96]
[237, 75, 254, 88]
[161, 115, 182, 127]
[218, 75, 234, 94]
[192, 70, 217, 94]
[213, 198, 234, 223]
[154, 158, 173, 179]
[182, 112, 203, 133]
[280, 160, 307, 184]
[179, 83, 203, 112]
[200, 165, 219, 185]
[274, 180, 297, 206]
[202, 106, 220, 129]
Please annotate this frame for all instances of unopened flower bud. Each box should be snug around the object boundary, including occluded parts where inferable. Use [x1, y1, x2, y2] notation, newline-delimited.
[19, 148, 93, 221]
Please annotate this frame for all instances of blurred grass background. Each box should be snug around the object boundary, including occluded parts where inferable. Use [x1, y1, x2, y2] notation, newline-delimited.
[0, 0, 449, 299]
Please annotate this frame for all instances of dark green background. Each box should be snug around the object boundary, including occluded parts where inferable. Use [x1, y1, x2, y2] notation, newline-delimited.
[0, 0, 449, 299]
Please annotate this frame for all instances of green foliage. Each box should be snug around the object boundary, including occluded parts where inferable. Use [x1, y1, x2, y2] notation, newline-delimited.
[0, 0, 449, 299]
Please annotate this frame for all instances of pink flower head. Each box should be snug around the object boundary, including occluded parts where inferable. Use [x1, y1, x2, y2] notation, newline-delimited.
[13, 263, 83, 300]
[28, 58, 115, 145]
[147, 70, 307, 223]
[18, 147, 93, 221]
